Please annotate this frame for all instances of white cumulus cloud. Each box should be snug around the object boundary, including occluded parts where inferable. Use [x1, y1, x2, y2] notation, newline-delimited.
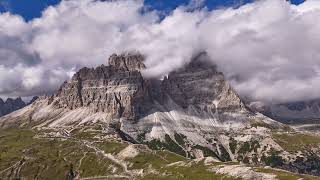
[0, 0, 320, 105]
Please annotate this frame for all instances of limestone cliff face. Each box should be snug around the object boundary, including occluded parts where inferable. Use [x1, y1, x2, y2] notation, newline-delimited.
[53, 53, 152, 120]
[50, 52, 246, 122]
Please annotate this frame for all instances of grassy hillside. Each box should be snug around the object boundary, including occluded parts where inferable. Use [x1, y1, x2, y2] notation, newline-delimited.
[0, 128, 319, 180]
[273, 132, 320, 153]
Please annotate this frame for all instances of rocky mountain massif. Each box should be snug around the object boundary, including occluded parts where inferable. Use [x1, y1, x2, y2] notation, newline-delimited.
[0, 53, 320, 179]
[0, 97, 38, 117]
[249, 100, 320, 133]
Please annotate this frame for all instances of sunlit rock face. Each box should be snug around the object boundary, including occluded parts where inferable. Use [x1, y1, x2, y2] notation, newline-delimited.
[53, 53, 152, 120]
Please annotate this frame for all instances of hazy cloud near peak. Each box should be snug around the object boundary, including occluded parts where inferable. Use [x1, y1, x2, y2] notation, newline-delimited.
[0, 0, 320, 104]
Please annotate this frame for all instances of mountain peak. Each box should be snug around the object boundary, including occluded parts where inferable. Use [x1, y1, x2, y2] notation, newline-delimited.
[108, 53, 146, 72]
[0, 97, 26, 117]
[5, 97, 25, 105]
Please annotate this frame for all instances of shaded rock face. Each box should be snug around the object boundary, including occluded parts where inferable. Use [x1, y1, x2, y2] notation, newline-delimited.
[54, 53, 152, 119]
[28, 96, 39, 105]
[0, 97, 26, 117]
[161, 53, 244, 114]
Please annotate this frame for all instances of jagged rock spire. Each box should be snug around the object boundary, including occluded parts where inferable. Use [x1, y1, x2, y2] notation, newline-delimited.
[108, 53, 146, 71]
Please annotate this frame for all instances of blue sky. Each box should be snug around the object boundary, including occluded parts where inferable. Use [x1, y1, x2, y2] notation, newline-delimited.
[0, 0, 319, 102]
[0, 0, 305, 21]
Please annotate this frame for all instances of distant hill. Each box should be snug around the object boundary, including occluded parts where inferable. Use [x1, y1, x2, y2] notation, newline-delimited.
[0, 96, 38, 117]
